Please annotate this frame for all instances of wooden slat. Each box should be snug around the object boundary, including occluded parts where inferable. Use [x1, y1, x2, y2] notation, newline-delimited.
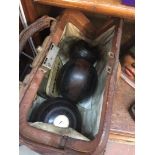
[110, 78, 135, 134]
[21, 0, 39, 24]
[108, 77, 135, 145]
[21, 0, 42, 46]
[109, 131, 135, 144]
[34, 0, 135, 20]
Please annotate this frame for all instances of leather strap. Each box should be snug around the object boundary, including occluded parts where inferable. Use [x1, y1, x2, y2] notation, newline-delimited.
[19, 15, 56, 53]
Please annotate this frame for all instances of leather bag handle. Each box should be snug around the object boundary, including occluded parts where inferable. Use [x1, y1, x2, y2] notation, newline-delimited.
[19, 15, 56, 53]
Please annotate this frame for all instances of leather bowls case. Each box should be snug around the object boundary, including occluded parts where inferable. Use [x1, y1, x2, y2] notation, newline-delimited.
[19, 10, 123, 155]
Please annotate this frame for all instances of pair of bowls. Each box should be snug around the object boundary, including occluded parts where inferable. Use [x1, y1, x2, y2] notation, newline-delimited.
[30, 40, 99, 131]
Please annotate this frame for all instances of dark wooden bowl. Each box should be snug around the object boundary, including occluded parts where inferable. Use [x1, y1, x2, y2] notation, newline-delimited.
[69, 40, 99, 64]
[57, 59, 98, 102]
[29, 97, 82, 131]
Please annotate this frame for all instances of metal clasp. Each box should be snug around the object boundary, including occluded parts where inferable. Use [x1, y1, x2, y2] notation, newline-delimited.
[108, 51, 114, 59]
[106, 66, 112, 74]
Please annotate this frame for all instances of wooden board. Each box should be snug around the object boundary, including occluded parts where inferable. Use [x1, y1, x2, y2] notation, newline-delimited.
[34, 0, 135, 20]
[109, 77, 135, 143]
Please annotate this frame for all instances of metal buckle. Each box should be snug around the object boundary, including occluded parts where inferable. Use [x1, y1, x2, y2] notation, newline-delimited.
[106, 66, 112, 74]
